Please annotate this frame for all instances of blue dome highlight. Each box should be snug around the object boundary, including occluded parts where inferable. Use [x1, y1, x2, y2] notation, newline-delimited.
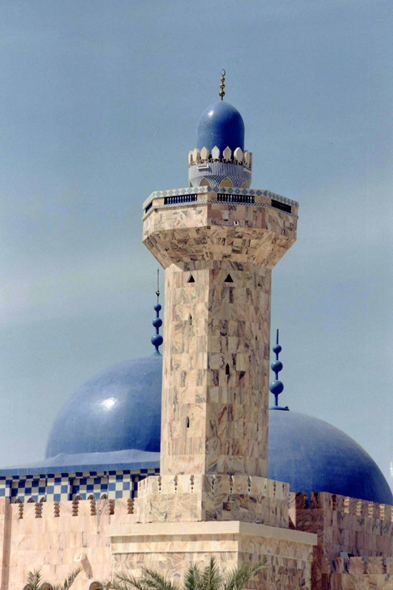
[45, 355, 162, 458]
[268, 410, 393, 505]
[197, 101, 245, 152]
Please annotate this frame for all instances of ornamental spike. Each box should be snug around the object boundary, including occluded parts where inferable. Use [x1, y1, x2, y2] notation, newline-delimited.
[269, 329, 288, 410]
[151, 269, 163, 354]
[219, 69, 226, 101]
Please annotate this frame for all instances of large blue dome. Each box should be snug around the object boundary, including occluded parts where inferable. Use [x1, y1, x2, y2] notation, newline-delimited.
[197, 101, 245, 152]
[45, 354, 162, 458]
[268, 410, 393, 505]
[46, 356, 393, 506]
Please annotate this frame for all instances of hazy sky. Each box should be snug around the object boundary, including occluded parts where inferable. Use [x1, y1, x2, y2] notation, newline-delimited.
[0, 0, 392, 485]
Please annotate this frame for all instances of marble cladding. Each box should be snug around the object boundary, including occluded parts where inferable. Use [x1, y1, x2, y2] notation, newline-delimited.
[142, 199, 297, 270]
[290, 492, 393, 589]
[160, 260, 272, 477]
[135, 474, 289, 528]
[0, 497, 138, 589]
[110, 522, 316, 590]
[145, 193, 296, 479]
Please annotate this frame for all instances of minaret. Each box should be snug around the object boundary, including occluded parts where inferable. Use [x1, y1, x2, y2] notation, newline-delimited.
[143, 77, 298, 480]
[112, 79, 316, 586]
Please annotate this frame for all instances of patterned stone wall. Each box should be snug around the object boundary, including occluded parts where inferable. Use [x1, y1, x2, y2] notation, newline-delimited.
[143, 192, 297, 481]
[161, 260, 271, 477]
[290, 492, 393, 589]
[0, 497, 138, 589]
[110, 522, 316, 590]
[135, 474, 289, 527]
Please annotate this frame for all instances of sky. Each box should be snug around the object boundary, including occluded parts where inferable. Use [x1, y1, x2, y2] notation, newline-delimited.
[0, 0, 392, 485]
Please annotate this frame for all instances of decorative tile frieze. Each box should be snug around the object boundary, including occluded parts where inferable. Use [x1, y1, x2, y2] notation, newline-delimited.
[2, 468, 159, 503]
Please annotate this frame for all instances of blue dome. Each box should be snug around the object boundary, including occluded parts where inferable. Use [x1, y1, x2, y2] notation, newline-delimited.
[45, 355, 162, 458]
[268, 410, 393, 505]
[46, 356, 393, 506]
[197, 101, 245, 152]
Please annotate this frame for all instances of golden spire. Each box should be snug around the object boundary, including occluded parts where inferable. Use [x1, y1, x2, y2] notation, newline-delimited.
[219, 69, 226, 101]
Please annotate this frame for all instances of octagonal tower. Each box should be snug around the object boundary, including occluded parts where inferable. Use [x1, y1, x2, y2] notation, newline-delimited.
[142, 97, 299, 481]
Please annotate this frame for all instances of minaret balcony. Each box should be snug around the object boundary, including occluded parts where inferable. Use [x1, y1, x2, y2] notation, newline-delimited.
[142, 186, 298, 269]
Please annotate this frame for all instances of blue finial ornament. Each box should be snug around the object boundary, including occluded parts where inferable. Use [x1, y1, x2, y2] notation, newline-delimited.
[151, 269, 163, 355]
[269, 329, 289, 411]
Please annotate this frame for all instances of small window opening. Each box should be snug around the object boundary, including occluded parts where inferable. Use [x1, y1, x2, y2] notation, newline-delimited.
[187, 275, 195, 283]
[225, 364, 230, 376]
[224, 274, 234, 283]
[186, 417, 190, 428]
[189, 314, 192, 325]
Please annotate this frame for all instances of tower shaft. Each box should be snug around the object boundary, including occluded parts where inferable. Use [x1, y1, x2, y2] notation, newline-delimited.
[162, 259, 271, 477]
[142, 188, 298, 479]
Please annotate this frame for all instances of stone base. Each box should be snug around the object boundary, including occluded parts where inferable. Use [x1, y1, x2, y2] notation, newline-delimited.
[109, 521, 317, 590]
[135, 474, 289, 527]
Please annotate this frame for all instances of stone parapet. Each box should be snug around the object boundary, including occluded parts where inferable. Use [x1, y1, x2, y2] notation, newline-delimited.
[135, 474, 289, 528]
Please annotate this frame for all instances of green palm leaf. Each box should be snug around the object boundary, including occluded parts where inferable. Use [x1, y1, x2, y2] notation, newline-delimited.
[52, 567, 81, 590]
[223, 558, 266, 590]
[27, 570, 41, 590]
[184, 564, 202, 590]
[111, 568, 178, 590]
[110, 556, 266, 590]
[201, 558, 222, 590]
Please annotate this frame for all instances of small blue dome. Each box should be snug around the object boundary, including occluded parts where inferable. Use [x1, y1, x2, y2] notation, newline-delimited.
[197, 101, 245, 152]
[268, 410, 393, 505]
[45, 355, 162, 458]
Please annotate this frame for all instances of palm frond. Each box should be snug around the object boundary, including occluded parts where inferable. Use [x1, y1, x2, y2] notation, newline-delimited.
[52, 567, 81, 590]
[111, 570, 152, 590]
[223, 558, 266, 590]
[141, 567, 179, 590]
[184, 564, 202, 590]
[27, 569, 41, 590]
[201, 558, 223, 590]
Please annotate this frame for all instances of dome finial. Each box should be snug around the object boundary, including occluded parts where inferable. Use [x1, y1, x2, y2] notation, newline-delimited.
[151, 269, 163, 355]
[269, 329, 289, 411]
[219, 69, 226, 101]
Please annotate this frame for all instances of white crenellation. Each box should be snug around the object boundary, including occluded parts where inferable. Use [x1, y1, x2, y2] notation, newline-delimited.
[190, 146, 252, 168]
[223, 146, 232, 162]
[211, 146, 220, 160]
[200, 146, 209, 161]
[234, 147, 243, 162]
